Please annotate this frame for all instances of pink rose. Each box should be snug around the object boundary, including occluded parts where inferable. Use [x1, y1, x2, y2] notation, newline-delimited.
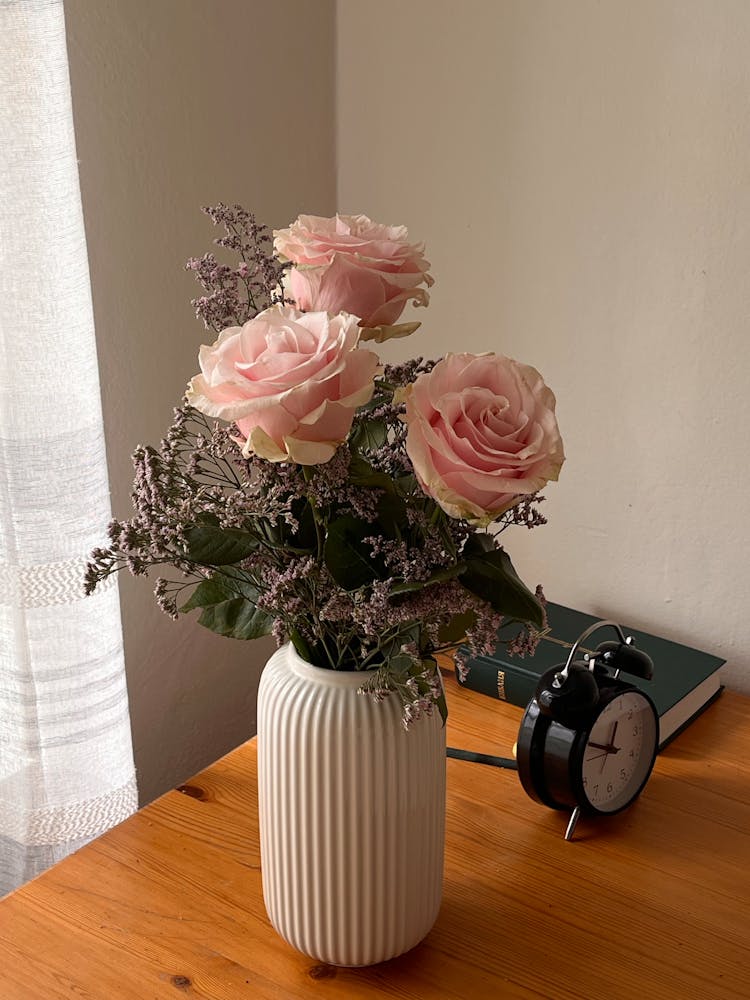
[401, 353, 564, 523]
[273, 214, 433, 333]
[186, 305, 379, 465]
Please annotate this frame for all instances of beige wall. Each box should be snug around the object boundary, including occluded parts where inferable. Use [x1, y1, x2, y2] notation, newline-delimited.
[338, 0, 750, 692]
[65, 0, 336, 803]
[63, 0, 750, 806]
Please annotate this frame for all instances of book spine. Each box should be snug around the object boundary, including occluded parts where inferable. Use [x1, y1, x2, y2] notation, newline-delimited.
[455, 658, 538, 708]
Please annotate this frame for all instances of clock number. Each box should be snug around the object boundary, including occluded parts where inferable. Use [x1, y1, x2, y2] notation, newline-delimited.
[607, 783, 613, 794]
[620, 768, 627, 780]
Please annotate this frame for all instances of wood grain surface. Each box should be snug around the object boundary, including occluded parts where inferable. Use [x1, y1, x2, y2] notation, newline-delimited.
[1, 665, 748, 999]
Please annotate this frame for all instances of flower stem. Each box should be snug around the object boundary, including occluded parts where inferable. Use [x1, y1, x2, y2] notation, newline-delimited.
[302, 465, 325, 560]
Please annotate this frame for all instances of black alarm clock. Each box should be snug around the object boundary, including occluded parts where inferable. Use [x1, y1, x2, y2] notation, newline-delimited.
[516, 620, 659, 840]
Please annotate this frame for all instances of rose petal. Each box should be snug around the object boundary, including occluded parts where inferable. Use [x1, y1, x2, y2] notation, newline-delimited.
[402, 352, 564, 522]
[275, 213, 432, 330]
[187, 304, 377, 465]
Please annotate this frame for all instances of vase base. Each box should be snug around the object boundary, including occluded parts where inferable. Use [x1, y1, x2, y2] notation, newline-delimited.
[270, 903, 442, 968]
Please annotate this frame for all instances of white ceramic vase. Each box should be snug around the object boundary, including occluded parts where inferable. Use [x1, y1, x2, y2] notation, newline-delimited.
[257, 642, 446, 967]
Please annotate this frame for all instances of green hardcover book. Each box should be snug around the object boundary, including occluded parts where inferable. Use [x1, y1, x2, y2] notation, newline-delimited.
[455, 602, 726, 750]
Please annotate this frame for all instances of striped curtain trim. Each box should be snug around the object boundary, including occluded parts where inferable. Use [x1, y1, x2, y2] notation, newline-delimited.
[0, 555, 117, 607]
[1, 776, 138, 846]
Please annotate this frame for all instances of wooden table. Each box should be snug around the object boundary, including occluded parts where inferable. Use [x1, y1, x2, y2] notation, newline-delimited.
[1, 669, 748, 999]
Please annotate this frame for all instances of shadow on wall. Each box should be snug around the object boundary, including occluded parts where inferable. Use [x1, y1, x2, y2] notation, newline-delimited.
[65, 0, 336, 802]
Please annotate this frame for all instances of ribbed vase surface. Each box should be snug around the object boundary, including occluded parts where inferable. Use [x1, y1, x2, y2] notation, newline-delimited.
[257, 643, 446, 967]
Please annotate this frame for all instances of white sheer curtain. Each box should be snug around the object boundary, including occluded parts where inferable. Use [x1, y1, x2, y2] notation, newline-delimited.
[0, 0, 137, 895]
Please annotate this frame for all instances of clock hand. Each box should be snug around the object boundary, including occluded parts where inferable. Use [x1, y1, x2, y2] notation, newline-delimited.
[588, 743, 621, 756]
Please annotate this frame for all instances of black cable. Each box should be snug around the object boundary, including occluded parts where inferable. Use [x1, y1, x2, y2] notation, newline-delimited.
[446, 746, 518, 770]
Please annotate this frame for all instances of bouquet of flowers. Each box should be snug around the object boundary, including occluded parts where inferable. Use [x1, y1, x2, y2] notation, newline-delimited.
[85, 206, 564, 727]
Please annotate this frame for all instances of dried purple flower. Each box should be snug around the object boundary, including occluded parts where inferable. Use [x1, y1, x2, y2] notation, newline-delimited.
[185, 203, 288, 331]
[85, 208, 553, 727]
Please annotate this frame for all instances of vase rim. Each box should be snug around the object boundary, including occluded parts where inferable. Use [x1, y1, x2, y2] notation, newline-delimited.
[280, 641, 379, 686]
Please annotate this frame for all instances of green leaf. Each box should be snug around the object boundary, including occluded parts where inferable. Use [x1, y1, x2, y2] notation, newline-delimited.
[422, 656, 448, 726]
[197, 598, 273, 640]
[195, 512, 220, 527]
[388, 651, 419, 677]
[180, 571, 272, 640]
[390, 562, 465, 596]
[459, 544, 544, 629]
[376, 492, 408, 541]
[348, 453, 395, 493]
[462, 533, 495, 557]
[396, 472, 419, 494]
[182, 524, 259, 565]
[378, 624, 422, 662]
[253, 500, 317, 553]
[389, 653, 448, 727]
[435, 689, 448, 726]
[289, 627, 313, 662]
[180, 578, 232, 612]
[350, 418, 388, 452]
[283, 498, 317, 552]
[437, 609, 478, 645]
[324, 515, 385, 591]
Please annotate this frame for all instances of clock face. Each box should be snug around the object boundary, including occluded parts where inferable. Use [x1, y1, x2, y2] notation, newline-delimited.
[580, 690, 658, 813]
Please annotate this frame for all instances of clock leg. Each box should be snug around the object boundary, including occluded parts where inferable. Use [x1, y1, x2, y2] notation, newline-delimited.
[564, 806, 581, 842]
